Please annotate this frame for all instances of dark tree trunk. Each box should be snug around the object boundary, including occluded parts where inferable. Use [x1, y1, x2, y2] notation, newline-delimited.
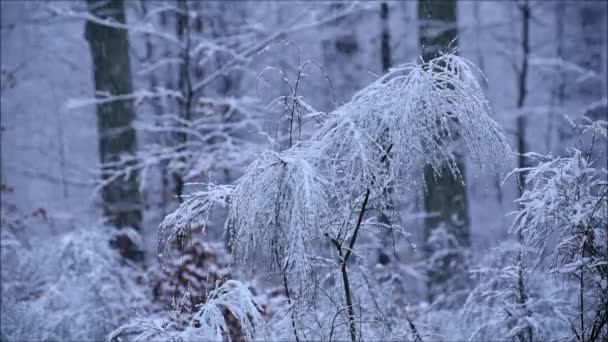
[380, 2, 392, 74]
[516, 0, 530, 194]
[85, 0, 143, 262]
[546, 2, 565, 153]
[377, 1, 395, 266]
[172, 0, 193, 204]
[514, 2, 534, 341]
[418, 0, 470, 305]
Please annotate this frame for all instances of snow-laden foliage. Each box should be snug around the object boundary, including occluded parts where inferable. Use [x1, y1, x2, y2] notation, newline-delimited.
[109, 280, 268, 342]
[158, 183, 233, 262]
[513, 147, 607, 265]
[155, 52, 511, 341]
[227, 150, 333, 288]
[1, 226, 148, 341]
[187, 280, 268, 341]
[509, 119, 608, 341]
[512, 152, 607, 259]
[313, 55, 510, 189]
[463, 119, 607, 342]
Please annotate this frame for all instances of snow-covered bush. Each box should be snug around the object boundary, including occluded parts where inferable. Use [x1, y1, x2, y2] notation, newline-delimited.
[109, 280, 268, 342]
[142, 52, 511, 342]
[511, 119, 607, 341]
[463, 118, 607, 342]
[1, 225, 148, 341]
[149, 238, 262, 340]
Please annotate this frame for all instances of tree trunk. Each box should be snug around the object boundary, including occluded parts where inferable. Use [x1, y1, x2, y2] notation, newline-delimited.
[377, 1, 395, 266]
[85, 0, 143, 261]
[546, 2, 565, 153]
[515, 3, 534, 341]
[516, 0, 530, 194]
[418, 0, 470, 305]
[380, 2, 392, 74]
[172, 0, 193, 204]
[321, 2, 360, 108]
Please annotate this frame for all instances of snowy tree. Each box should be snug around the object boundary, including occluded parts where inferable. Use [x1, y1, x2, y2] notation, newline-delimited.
[148, 52, 511, 341]
[1, 225, 148, 341]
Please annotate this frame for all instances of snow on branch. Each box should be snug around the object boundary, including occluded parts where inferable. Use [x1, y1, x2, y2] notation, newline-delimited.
[181, 280, 269, 341]
[510, 148, 607, 256]
[65, 89, 181, 110]
[109, 280, 268, 342]
[158, 183, 233, 263]
[226, 150, 333, 284]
